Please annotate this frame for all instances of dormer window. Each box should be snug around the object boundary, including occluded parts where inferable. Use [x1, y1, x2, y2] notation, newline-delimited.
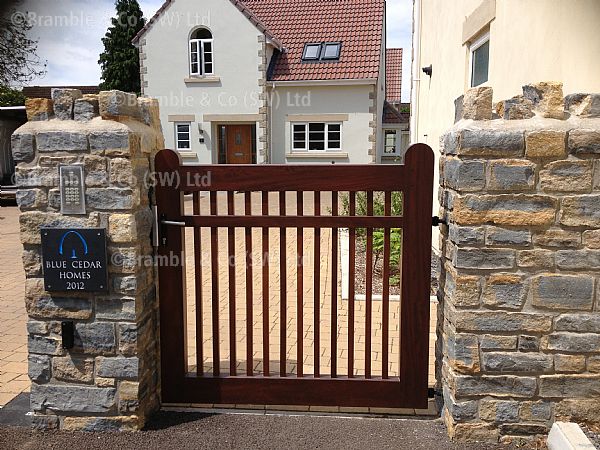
[301, 42, 342, 62]
[189, 28, 213, 76]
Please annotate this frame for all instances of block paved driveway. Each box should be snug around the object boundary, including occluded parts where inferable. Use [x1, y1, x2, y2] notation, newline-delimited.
[182, 192, 436, 389]
[0, 206, 29, 407]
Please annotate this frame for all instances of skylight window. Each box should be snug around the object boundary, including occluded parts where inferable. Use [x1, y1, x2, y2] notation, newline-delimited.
[301, 42, 342, 62]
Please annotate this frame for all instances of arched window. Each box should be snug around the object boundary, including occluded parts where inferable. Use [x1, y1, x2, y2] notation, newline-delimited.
[189, 28, 213, 76]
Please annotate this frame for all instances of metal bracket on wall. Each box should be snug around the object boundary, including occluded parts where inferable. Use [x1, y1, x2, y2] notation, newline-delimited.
[432, 216, 448, 227]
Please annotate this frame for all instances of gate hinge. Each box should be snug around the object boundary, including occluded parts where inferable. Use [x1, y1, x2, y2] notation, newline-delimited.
[432, 216, 448, 227]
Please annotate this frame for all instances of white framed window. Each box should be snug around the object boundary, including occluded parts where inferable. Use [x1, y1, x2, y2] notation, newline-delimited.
[383, 129, 399, 155]
[189, 28, 213, 76]
[292, 122, 342, 152]
[469, 31, 489, 87]
[175, 122, 191, 150]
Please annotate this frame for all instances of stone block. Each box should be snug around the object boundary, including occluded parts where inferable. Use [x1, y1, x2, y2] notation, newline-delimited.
[531, 274, 594, 310]
[495, 95, 534, 120]
[458, 129, 524, 157]
[36, 131, 88, 152]
[22, 248, 42, 277]
[517, 249, 554, 269]
[525, 130, 566, 159]
[588, 356, 600, 373]
[482, 352, 553, 373]
[83, 155, 108, 187]
[480, 335, 518, 351]
[25, 278, 93, 319]
[27, 320, 48, 335]
[89, 131, 137, 157]
[444, 158, 486, 191]
[446, 419, 500, 443]
[74, 322, 116, 355]
[554, 354, 586, 373]
[517, 335, 540, 352]
[565, 93, 600, 118]
[25, 98, 53, 121]
[568, 129, 600, 155]
[540, 160, 593, 192]
[448, 224, 485, 246]
[453, 374, 537, 398]
[453, 248, 515, 270]
[453, 194, 557, 227]
[95, 356, 139, 379]
[113, 275, 138, 295]
[15, 166, 59, 188]
[29, 354, 51, 383]
[444, 270, 481, 307]
[446, 333, 480, 373]
[441, 131, 459, 155]
[74, 94, 99, 121]
[522, 81, 565, 119]
[51, 88, 82, 120]
[555, 314, 600, 333]
[99, 90, 140, 120]
[138, 97, 161, 128]
[62, 416, 139, 432]
[556, 250, 600, 269]
[560, 195, 600, 227]
[96, 298, 136, 321]
[28, 334, 63, 355]
[479, 400, 520, 422]
[32, 414, 60, 430]
[555, 399, 600, 424]
[533, 229, 580, 248]
[485, 227, 531, 246]
[519, 401, 552, 421]
[11, 132, 35, 162]
[443, 386, 478, 421]
[482, 274, 526, 310]
[118, 380, 139, 412]
[539, 374, 600, 398]
[451, 309, 552, 333]
[487, 160, 535, 191]
[499, 423, 548, 436]
[118, 323, 137, 356]
[542, 332, 600, 353]
[16, 189, 48, 210]
[462, 86, 493, 120]
[20, 212, 99, 244]
[30, 384, 116, 413]
[583, 230, 600, 249]
[86, 188, 137, 210]
[53, 356, 94, 383]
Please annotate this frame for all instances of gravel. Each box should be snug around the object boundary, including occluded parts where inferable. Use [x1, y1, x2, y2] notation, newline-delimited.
[0, 412, 521, 450]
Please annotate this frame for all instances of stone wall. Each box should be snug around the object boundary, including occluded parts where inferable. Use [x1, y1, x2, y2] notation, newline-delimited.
[439, 82, 600, 443]
[12, 89, 164, 431]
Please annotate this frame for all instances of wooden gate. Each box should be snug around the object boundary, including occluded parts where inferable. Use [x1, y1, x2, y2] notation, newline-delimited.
[155, 144, 434, 409]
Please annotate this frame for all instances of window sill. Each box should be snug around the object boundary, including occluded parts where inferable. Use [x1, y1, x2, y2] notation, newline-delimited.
[176, 150, 198, 159]
[184, 76, 221, 84]
[286, 152, 348, 159]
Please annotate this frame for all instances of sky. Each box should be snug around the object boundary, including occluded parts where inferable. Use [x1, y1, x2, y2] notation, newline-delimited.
[13, 0, 413, 102]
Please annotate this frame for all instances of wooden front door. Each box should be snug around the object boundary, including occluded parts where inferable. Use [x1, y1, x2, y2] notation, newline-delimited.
[225, 125, 253, 164]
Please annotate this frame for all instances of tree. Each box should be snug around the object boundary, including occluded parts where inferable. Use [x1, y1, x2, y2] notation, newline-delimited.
[0, 4, 47, 85]
[98, 0, 146, 93]
[0, 84, 26, 107]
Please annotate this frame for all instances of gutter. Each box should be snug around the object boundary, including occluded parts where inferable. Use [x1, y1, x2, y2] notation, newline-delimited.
[266, 78, 377, 88]
[410, 0, 422, 144]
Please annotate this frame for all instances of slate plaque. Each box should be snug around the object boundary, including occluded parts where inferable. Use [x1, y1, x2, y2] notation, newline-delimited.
[41, 228, 108, 292]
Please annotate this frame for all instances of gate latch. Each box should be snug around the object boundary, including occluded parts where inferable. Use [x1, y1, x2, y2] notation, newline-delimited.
[158, 213, 186, 246]
[432, 216, 448, 227]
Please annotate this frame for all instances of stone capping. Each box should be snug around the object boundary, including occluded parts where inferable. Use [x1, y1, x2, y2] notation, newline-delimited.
[439, 81, 600, 444]
[13, 88, 164, 432]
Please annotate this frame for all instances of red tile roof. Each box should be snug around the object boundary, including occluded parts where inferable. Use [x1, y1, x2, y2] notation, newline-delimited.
[383, 101, 409, 124]
[386, 48, 402, 102]
[134, 0, 384, 82]
[22, 86, 100, 99]
[242, 0, 384, 81]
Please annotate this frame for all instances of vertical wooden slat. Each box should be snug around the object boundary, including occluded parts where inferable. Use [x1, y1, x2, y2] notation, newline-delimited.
[227, 191, 236, 376]
[262, 191, 270, 376]
[210, 191, 220, 376]
[331, 191, 338, 378]
[348, 192, 356, 378]
[245, 192, 253, 376]
[296, 191, 304, 377]
[279, 191, 287, 377]
[365, 191, 373, 379]
[382, 191, 392, 379]
[193, 192, 204, 376]
[314, 191, 321, 378]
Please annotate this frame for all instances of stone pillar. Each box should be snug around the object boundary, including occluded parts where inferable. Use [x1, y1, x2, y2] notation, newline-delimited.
[438, 82, 600, 443]
[12, 89, 164, 431]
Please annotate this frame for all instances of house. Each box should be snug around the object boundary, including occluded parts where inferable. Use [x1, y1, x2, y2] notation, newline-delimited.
[382, 48, 409, 162]
[411, 0, 600, 214]
[133, 0, 406, 165]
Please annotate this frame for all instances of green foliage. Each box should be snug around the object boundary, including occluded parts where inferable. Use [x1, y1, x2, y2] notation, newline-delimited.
[0, 9, 47, 85]
[98, 0, 146, 93]
[373, 228, 402, 286]
[0, 84, 25, 106]
[340, 191, 403, 218]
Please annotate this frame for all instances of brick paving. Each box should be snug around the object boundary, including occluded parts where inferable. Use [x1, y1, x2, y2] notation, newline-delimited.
[0, 206, 29, 407]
